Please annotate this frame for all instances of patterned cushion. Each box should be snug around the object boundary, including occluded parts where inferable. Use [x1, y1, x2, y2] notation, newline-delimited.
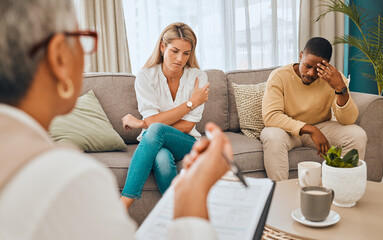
[232, 82, 266, 139]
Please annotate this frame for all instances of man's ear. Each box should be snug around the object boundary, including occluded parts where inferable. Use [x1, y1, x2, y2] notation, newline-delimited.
[46, 33, 71, 83]
[299, 51, 303, 61]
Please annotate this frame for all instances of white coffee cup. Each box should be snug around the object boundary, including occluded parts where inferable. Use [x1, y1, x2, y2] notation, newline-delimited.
[298, 161, 321, 187]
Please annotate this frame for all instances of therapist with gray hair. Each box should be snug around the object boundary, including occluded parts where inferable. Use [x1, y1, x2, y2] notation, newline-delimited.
[0, 1, 231, 239]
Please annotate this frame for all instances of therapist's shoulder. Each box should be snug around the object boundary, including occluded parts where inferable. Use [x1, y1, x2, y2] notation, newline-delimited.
[28, 149, 134, 239]
[40, 148, 117, 185]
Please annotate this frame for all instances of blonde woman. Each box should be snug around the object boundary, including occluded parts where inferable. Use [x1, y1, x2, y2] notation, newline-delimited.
[121, 22, 210, 209]
[0, 2, 231, 238]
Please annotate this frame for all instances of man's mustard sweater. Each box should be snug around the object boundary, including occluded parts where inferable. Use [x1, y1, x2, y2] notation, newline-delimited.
[262, 64, 358, 136]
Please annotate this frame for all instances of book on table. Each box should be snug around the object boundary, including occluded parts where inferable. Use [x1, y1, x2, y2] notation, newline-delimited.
[136, 176, 275, 240]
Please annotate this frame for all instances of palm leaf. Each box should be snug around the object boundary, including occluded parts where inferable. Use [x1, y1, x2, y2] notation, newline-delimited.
[315, 0, 367, 29]
[334, 35, 373, 59]
[361, 72, 376, 81]
[368, 16, 383, 45]
[316, 0, 383, 95]
[351, 57, 373, 64]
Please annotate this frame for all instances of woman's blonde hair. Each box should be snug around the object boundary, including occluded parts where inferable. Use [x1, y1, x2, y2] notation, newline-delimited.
[143, 22, 200, 69]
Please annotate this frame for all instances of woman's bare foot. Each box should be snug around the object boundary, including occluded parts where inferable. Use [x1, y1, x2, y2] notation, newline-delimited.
[120, 196, 134, 211]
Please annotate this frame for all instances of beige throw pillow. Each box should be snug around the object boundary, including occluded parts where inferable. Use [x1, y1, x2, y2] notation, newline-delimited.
[49, 90, 126, 152]
[232, 82, 267, 139]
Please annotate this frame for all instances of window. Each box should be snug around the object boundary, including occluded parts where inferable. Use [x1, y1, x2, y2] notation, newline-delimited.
[123, 0, 299, 74]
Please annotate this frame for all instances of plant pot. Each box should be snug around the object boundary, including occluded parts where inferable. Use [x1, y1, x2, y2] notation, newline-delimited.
[322, 160, 367, 207]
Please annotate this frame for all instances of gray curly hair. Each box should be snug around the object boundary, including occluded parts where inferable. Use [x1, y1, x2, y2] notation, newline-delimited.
[0, 0, 77, 105]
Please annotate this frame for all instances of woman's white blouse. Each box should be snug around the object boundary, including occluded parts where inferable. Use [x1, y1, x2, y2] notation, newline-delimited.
[135, 64, 208, 140]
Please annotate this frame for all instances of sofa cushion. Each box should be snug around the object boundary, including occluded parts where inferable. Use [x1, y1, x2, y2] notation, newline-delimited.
[226, 132, 264, 172]
[226, 132, 321, 175]
[49, 90, 126, 152]
[88, 144, 183, 191]
[226, 68, 276, 132]
[196, 70, 229, 133]
[87, 145, 157, 190]
[82, 73, 142, 144]
[88, 131, 321, 191]
[232, 82, 266, 139]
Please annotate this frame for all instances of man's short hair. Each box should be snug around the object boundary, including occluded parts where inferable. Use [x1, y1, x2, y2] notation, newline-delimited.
[303, 37, 332, 61]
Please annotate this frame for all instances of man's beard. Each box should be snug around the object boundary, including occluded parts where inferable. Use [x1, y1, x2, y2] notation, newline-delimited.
[301, 75, 315, 85]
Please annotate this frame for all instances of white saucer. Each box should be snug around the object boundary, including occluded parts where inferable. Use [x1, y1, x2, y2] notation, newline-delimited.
[291, 209, 340, 227]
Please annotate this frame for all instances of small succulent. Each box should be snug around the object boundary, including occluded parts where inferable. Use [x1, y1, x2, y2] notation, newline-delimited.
[321, 146, 359, 168]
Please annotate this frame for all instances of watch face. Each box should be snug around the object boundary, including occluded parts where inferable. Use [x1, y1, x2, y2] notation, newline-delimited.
[187, 101, 192, 107]
[336, 87, 348, 95]
[342, 87, 348, 94]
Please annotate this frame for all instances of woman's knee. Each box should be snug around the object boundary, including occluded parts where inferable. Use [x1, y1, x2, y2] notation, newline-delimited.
[147, 122, 166, 134]
[143, 123, 167, 142]
[153, 149, 176, 175]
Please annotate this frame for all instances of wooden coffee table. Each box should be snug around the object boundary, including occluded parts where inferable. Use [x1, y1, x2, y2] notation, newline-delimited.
[265, 179, 383, 240]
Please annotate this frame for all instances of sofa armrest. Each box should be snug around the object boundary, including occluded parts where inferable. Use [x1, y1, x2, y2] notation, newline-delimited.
[351, 92, 383, 181]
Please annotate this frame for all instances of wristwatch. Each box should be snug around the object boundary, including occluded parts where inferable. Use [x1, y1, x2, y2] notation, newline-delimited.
[186, 101, 193, 110]
[335, 86, 348, 95]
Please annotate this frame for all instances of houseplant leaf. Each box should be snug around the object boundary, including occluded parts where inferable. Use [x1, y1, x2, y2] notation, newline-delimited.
[350, 154, 359, 167]
[316, 0, 383, 95]
[324, 146, 359, 168]
[343, 149, 359, 163]
[332, 157, 344, 167]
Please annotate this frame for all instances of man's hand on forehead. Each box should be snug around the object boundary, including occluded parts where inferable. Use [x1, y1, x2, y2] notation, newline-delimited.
[316, 60, 345, 91]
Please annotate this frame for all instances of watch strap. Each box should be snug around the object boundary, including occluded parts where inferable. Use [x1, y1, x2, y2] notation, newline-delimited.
[335, 86, 348, 95]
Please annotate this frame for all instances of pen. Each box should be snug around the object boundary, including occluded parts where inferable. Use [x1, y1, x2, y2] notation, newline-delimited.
[205, 131, 248, 188]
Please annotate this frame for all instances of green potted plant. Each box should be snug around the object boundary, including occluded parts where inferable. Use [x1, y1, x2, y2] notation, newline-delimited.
[321, 145, 367, 207]
[321, 145, 359, 168]
[315, 0, 383, 95]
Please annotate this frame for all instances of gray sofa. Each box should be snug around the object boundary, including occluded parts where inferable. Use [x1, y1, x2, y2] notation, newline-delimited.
[82, 68, 383, 225]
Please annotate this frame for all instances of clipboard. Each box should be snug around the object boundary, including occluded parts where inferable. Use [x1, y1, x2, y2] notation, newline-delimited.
[221, 172, 276, 239]
[253, 180, 275, 240]
[136, 177, 276, 240]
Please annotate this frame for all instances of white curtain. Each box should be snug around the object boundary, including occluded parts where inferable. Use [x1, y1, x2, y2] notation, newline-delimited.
[299, 0, 345, 72]
[123, 0, 300, 74]
[75, 0, 131, 73]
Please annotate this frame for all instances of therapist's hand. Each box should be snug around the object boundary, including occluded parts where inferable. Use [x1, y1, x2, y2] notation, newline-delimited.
[172, 122, 232, 220]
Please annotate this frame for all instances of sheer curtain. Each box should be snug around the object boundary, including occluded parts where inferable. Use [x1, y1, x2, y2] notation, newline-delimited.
[123, 0, 300, 74]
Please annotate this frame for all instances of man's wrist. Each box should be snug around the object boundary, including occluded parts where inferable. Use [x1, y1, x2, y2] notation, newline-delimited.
[335, 85, 348, 95]
[299, 124, 316, 136]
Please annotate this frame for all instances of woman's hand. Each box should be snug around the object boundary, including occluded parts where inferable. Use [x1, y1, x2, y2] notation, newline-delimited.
[173, 122, 231, 220]
[121, 114, 147, 130]
[189, 77, 210, 108]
